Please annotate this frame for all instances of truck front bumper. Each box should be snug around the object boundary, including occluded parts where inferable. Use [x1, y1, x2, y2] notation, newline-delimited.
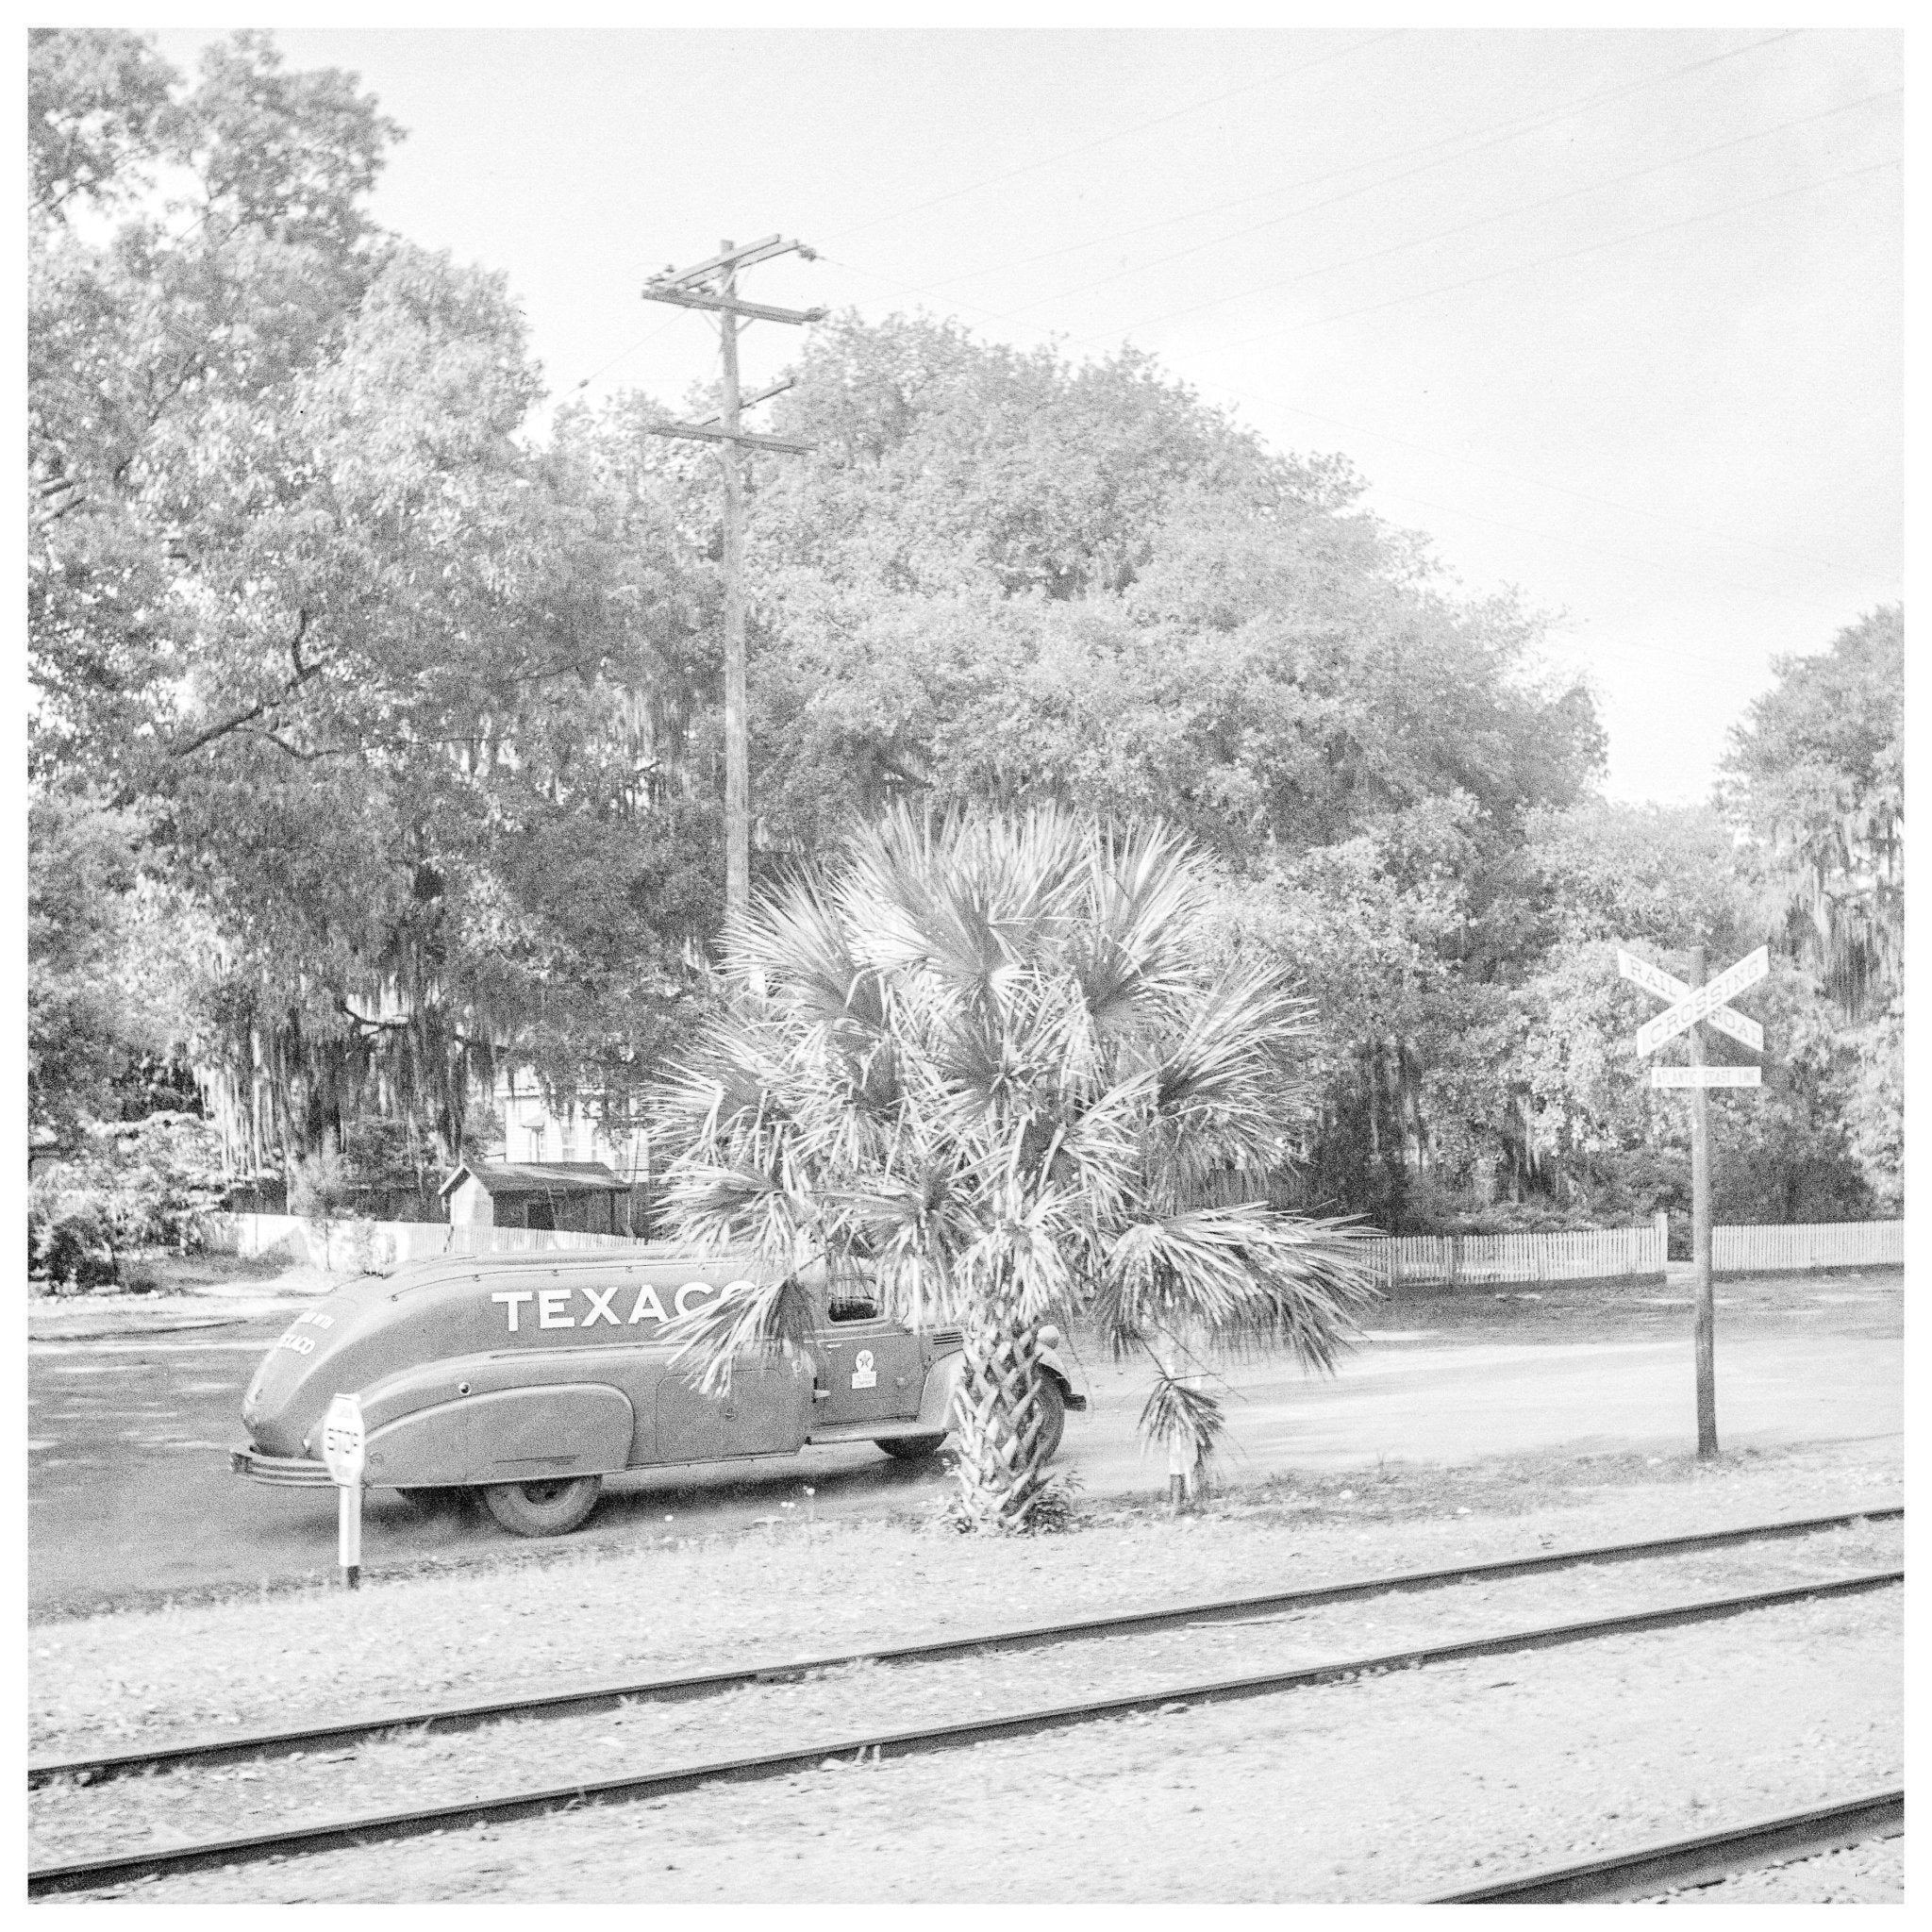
[230, 1445, 335, 1488]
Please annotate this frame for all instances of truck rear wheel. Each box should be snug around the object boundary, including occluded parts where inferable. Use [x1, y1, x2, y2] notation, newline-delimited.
[875, 1433, 947, 1460]
[480, 1474, 602, 1538]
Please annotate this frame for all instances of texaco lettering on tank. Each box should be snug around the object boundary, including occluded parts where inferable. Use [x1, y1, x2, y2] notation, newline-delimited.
[489, 1280, 747, 1333]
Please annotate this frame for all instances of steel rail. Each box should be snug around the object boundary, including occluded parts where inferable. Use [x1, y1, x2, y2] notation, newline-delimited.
[26, 1566, 1901, 1897]
[27, 1503, 1899, 1790]
[1429, 1788, 1904, 1902]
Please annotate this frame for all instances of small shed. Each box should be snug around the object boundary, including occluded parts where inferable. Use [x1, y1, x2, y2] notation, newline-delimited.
[439, 1161, 632, 1235]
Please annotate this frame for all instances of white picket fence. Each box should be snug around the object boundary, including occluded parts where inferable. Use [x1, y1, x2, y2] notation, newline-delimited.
[1712, 1220, 1905, 1274]
[1361, 1217, 1904, 1291]
[1360, 1223, 1667, 1292]
[203, 1209, 1904, 1290]
[200, 1212, 644, 1274]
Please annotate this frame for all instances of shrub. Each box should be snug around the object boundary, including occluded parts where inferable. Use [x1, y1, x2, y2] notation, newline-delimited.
[27, 1112, 227, 1281]
[287, 1150, 359, 1221]
[29, 1191, 121, 1287]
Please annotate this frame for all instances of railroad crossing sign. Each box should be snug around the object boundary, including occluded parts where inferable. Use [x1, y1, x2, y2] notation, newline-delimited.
[1651, 1064, 1760, 1089]
[1619, 948, 1766, 1054]
[1616, 942, 1771, 1464]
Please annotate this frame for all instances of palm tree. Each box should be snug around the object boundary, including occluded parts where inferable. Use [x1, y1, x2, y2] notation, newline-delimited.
[651, 804, 1378, 1530]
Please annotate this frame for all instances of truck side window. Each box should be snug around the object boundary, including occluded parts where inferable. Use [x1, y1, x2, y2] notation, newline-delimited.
[824, 1260, 878, 1323]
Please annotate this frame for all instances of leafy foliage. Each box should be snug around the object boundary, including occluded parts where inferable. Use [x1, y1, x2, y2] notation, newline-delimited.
[1718, 606, 1903, 1207]
[29, 1111, 228, 1286]
[1722, 605, 1903, 1019]
[26, 33, 1900, 1244]
[29, 31, 717, 1172]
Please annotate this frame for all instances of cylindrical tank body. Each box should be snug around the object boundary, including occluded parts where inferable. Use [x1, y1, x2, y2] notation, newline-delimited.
[240, 1250, 788, 1484]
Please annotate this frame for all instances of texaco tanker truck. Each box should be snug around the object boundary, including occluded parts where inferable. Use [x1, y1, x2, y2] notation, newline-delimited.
[232, 1249, 1083, 1536]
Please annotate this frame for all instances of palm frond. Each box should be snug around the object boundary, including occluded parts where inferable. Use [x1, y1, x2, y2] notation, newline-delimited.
[658, 1270, 824, 1397]
[1137, 1370, 1229, 1490]
[954, 1174, 1089, 1323]
[726, 875, 871, 1023]
[1152, 963, 1318, 1128]
[1074, 819, 1218, 1016]
[1099, 1205, 1379, 1372]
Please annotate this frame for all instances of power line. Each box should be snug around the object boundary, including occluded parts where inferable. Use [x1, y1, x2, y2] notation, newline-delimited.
[822, 156, 1892, 596]
[1106, 155, 1898, 352]
[817, 31, 1400, 245]
[813, 245, 1890, 625]
[572, 314, 685, 393]
[1024, 86, 1895, 333]
[1360, 484, 1872, 631]
[1181, 389, 1881, 586]
[977, 32, 1814, 320]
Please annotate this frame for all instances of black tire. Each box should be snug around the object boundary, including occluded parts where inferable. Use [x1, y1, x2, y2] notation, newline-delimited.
[875, 1433, 948, 1461]
[1032, 1374, 1068, 1464]
[479, 1474, 603, 1538]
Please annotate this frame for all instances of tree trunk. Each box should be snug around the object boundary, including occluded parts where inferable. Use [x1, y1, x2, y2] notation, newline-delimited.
[949, 1299, 1055, 1531]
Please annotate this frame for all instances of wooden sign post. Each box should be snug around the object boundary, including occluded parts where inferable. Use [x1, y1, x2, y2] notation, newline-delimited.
[1618, 943, 1768, 1459]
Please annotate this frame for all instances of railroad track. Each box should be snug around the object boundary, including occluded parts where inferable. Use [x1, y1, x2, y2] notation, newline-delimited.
[28, 1502, 1899, 1789]
[26, 1505, 1901, 1898]
[1432, 1788, 1904, 1903]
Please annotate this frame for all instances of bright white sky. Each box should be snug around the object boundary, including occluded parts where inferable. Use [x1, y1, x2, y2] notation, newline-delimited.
[151, 25, 1905, 807]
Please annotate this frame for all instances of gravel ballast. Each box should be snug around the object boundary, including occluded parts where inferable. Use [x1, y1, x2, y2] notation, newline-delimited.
[27, 1517, 1901, 1861]
[29, 1437, 1899, 1749]
[31, 1436, 1902, 1902]
[44, 1587, 1901, 1903]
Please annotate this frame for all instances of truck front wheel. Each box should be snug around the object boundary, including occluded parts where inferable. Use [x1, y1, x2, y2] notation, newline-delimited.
[875, 1433, 947, 1460]
[480, 1474, 602, 1537]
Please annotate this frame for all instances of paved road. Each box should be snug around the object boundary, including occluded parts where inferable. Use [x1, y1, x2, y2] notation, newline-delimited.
[27, 1284, 1902, 1617]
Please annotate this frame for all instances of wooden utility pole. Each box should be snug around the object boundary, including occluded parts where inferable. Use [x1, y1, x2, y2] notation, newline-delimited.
[642, 235, 822, 917]
[1687, 943, 1718, 1458]
[716, 253, 749, 918]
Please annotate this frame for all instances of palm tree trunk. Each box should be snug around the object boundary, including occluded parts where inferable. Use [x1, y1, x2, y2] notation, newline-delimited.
[950, 1298, 1054, 1531]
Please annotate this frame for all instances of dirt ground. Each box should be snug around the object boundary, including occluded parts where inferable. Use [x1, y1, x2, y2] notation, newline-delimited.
[32, 1431, 1902, 1904]
[1369, 1264, 1902, 1345]
[28, 1262, 1902, 1616]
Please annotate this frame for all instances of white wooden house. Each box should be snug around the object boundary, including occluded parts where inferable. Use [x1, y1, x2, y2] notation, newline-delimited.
[491, 1069, 647, 1179]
